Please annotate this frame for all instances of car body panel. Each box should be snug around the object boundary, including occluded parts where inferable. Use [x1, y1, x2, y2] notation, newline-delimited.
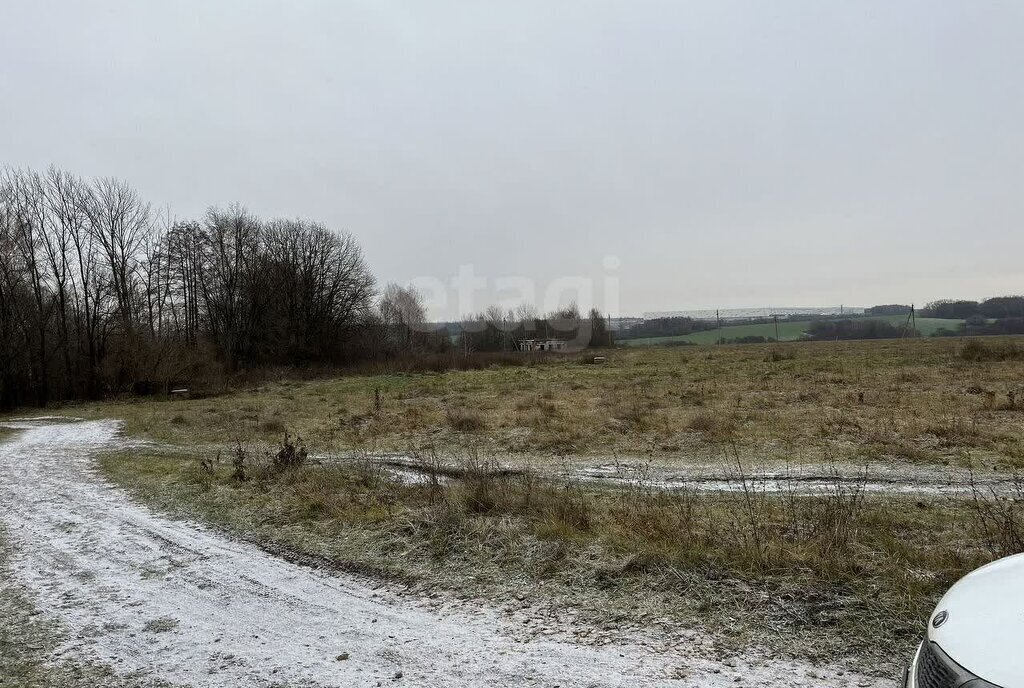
[926, 552, 1024, 687]
[904, 642, 921, 687]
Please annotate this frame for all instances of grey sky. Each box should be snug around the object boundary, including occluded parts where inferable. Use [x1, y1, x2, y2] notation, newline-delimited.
[3, 1, 1022, 319]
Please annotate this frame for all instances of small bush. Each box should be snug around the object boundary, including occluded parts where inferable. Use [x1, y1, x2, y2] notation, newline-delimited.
[231, 443, 247, 481]
[261, 419, 286, 434]
[969, 468, 1024, 556]
[922, 416, 979, 446]
[446, 407, 486, 432]
[686, 412, 736, 441]
[763, 348, 794, 363]
[272, 433, 308, 471]
[613, 384, 655, 431]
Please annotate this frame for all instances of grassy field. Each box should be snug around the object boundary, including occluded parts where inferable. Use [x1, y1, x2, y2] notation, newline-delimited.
[99, 439, 1015, 668]
[43, 336, 1024, 471]
[99, 446, 1003, 667]
[623, 315, 963, 346]
[624, 319, 815, 345]
[10, 336, 1024, 670]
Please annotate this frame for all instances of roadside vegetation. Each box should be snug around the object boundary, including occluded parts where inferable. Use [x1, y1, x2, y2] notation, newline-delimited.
[99, 438, 1017, 668]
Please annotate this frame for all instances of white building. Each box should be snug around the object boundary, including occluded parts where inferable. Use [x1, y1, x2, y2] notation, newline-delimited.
[517, 339, 568, 352]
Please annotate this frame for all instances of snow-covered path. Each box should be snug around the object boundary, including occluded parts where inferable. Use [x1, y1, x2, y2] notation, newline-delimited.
[0, 418, 889, 687]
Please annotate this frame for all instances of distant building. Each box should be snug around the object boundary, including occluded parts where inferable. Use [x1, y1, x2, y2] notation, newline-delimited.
[517, 339, 568, 352]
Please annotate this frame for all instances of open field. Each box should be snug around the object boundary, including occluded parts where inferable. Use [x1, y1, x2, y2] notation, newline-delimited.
[98, 442, 1016, 670]
[44, 336, 1024, 472]
[6, 337, 1024, 675]
[4, 335, 1019, 675]
[623, 315, 963, 346]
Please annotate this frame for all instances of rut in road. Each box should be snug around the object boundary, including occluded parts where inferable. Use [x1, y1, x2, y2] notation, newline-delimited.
[0, 419, 888, 687]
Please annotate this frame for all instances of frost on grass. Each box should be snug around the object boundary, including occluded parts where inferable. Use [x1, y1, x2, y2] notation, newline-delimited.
[142, 617, 179, 634]
[0, 419, 891, 688]
[0, 529, 156, 688]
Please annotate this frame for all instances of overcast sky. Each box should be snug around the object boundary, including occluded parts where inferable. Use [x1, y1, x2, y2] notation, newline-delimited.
[3, 1, 1022, 318]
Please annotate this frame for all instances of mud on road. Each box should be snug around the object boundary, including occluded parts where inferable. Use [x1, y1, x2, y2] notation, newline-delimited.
[0, 419, 890, 687]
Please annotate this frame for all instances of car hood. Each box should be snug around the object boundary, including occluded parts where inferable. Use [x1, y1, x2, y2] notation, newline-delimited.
[930, 553, 1024, 687]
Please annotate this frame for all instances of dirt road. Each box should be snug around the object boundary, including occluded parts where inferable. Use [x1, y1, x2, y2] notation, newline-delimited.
[0, 419, 889, 687]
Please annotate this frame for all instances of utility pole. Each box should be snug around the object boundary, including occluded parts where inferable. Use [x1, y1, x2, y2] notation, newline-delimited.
[902, 304, 916, 338]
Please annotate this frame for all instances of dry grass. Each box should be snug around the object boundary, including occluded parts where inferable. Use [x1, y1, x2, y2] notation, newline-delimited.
[445, 407, 487, 432]
[8, 337, 1024, 676]
[33, 337, 1024, 472]
[43, 336, 1022, 672]
[686, 411, 737, 441]
[99, 444, 1005, 666]
[967, 467, 1024, 556]
[959, 338, 1024, 362]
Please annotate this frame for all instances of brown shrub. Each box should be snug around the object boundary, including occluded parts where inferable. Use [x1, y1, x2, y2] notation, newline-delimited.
[687, 412, 736, 441]
[261, 418, 286, 434]
[446, 407, 486, 432]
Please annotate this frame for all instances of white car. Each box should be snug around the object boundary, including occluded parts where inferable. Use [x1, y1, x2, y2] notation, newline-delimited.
[904, 553, 1024, 687]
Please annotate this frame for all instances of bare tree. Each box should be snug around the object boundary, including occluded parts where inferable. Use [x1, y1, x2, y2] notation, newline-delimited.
[67, 177, 109, 398]
[196, 205, 263, 370]
[87, 176, 152, 332]
[0, 178, 31, 407]
[379, 283, 426, 353]
[42, 166, 90, 394]
[2, 169, 56, 404]
[263, 219, 375, 360]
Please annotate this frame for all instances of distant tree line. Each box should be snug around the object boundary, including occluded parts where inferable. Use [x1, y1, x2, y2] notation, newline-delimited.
[957, 317, 1024, 337]
[920, 296, 1024, 320]
[442, 305, 611, 353]
[615, 316, 718, 340]
[864, 304, 913, 316]
[915, 297, 1024, 338]
[805, 319, 908, 341]
[614, 300, 1024, 345]
[811, 297, 1024, 341]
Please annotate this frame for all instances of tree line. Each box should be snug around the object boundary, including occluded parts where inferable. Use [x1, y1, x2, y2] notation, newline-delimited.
[920, 297, 1024, 320]
[447, 305, 612, 353]
[0, 166, 611, 410]
[0, 166, 381, 409]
